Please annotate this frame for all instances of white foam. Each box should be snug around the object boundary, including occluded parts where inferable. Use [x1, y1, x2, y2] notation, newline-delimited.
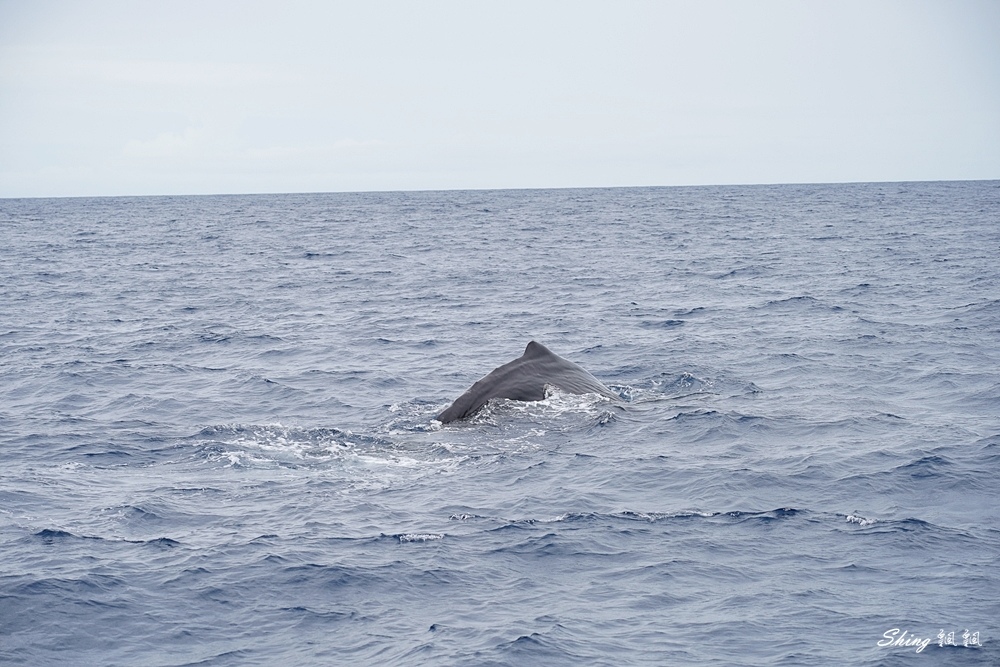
[846, 513, 877, 527]
[398, 533, 444, 543]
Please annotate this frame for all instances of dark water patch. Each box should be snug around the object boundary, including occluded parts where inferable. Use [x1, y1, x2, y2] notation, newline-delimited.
[975, 434, 1000, 461]
[28, 528, 180, 549]
[10, 573, 130, 601]
[894, 454, 954, 479]
[713, 265, 768, 279]
[639, 318, 684, 327]
[99, 503, 167, 527]
[673, 306, 708, 317]
[82, 449, 134, 460]
[752, 295, 850, 314]
[33, 528, 91, 542]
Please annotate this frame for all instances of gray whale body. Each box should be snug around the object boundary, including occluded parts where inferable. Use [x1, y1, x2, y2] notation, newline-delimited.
[437, 341, 618, 423]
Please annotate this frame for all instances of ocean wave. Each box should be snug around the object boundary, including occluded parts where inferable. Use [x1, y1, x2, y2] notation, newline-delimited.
[29, 528, 180, 548]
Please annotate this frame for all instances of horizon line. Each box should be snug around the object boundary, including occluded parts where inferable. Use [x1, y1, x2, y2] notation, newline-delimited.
[2, 177, 998, 202]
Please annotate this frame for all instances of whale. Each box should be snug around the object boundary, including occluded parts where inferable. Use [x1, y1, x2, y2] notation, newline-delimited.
[436, 341, 619, 423]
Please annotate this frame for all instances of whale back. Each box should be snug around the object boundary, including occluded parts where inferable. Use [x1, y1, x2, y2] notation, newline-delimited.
[437, 341, 617, 423]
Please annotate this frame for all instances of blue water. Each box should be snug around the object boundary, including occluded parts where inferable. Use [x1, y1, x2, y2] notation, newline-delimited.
[1, 182, 998, 665]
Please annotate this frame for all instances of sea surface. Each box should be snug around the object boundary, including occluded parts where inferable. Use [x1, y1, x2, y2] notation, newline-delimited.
[1, 182, 998, 666]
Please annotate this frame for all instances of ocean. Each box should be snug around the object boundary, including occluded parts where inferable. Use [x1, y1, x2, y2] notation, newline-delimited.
[1, 181, 998, 665]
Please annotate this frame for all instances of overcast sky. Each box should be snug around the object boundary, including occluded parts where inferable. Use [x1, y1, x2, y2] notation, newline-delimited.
[1, 0, 998, 198]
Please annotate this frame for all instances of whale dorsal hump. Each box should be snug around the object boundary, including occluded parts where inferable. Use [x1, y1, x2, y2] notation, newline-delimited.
[523, 341, 552, 358]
